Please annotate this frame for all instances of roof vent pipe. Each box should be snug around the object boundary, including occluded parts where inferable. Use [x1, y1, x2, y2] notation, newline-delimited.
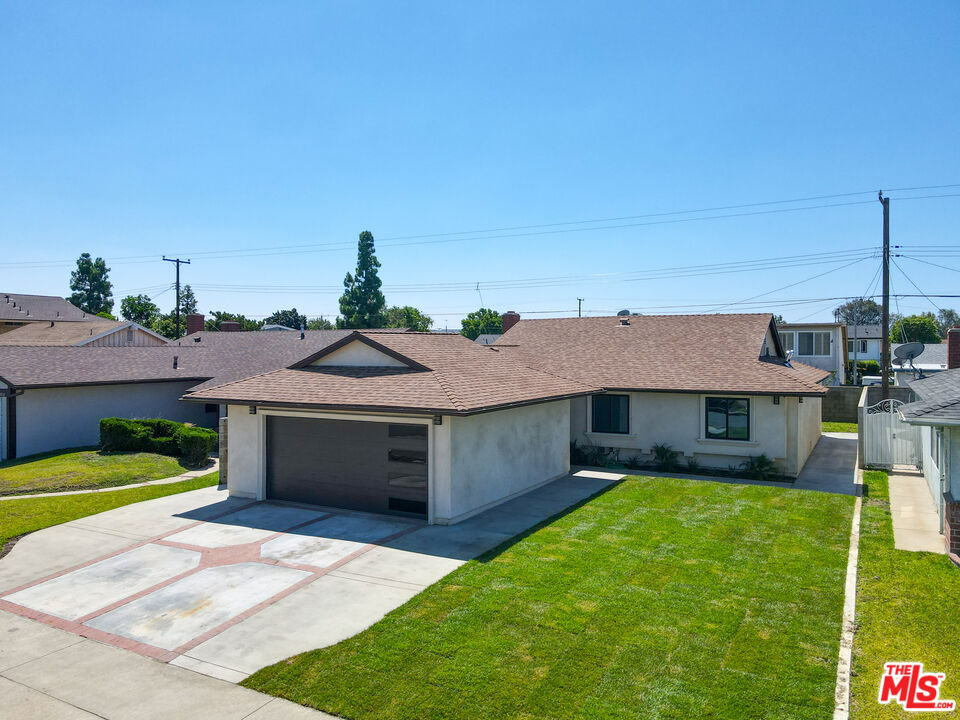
[173, 355, 179, 370]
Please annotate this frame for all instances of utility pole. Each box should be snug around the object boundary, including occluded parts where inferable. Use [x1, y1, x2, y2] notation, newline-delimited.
[879, 192, 890, 400]
[577, 298, 584, 317]
[163, 257, 191, 338]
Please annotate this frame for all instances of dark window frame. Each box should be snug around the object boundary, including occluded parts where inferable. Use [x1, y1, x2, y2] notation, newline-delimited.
[591, 394, 630, 434]
[704, 397, 751, 442]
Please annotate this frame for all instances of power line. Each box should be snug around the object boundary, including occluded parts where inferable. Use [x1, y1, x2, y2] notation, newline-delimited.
[5, 184, 959, 269]
[892, 258, 942, 313]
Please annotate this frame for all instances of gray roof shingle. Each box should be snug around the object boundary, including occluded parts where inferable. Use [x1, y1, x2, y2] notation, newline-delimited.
[901, 368, 960, 425]
[0, 293, 91, 322]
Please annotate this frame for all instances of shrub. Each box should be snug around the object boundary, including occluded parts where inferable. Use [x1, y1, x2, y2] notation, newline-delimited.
[739, 454, 780, 482]
[99, 417, 216, 465]
[178, 426, 218, 467]
[99, 418, 152, 452]
[570, 440, 617, 468]
[651, 443, 680, 471]
[685, 456, 702, 474]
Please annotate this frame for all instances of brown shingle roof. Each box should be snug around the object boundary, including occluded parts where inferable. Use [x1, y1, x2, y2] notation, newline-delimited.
[182, 331, 600, 414]
[0, 331, 354, 389]
[0, 293, 90, 322]
[0, 319, 127, 346]
[494, 313, 829, 396]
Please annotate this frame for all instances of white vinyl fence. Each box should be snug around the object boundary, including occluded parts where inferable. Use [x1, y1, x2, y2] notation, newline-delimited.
[859, 398, 920, 469]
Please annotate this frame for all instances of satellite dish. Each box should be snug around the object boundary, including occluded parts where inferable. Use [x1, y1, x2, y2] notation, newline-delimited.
[894, 342, 925, 362]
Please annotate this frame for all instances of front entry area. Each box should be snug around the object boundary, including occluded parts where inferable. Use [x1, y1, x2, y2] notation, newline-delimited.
[265, 415, 428, 518]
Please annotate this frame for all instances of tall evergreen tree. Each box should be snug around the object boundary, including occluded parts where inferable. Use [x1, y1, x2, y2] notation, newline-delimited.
[337, 231, 386, 328]
[68, 252, 114, 314]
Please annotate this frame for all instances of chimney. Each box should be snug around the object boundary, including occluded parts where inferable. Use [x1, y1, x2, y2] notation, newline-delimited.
[220, 321, 241, 332]
[949, 325, 960, 370]
[501, 311, 520, 334]
[185, 313, 205, 335]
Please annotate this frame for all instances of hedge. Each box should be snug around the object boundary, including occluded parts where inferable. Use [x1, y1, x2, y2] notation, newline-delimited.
[99, 418, 217, 466]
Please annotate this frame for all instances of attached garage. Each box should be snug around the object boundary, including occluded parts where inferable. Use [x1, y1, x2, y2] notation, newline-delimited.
[184, 331, 598, 524]
[265, 415, 428, 517]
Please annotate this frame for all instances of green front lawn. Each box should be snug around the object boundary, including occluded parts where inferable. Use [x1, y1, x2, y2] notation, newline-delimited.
[0, 448, 196, 496]
[823, 422, 858, 433]
[245, 476, 855, 720]
[851, 471, 960, 718]
[0, 474, 219, 553]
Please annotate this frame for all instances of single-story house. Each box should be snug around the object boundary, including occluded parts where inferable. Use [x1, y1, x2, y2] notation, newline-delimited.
[899, 327, 960, 560]
[0, 292, 93, 334]
[776, 321, 847, 385]
[0, 318, 168, 347]
[181, 331, 597, 524]
[0, 325, 360, 460]
[495, 313, 830, 478]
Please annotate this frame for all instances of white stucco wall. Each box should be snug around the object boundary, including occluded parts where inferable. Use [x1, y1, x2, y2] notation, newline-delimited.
[8, 381, 216, 460]
[794, 396, 822, 476]
[225, 405, 263, 499]
[435, 400, 570, 523]
[573, 391, 819, 477]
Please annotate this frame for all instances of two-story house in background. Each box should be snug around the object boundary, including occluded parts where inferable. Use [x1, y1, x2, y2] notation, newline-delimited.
[776, 322, 847, 385]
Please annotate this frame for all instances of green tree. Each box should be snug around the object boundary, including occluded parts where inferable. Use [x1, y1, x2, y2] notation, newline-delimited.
[306, 316, 335, 330]
[120, 294, 160, 326]
[203, 311, 263, 332]
[834, 298, 881, 325]
[891, 313, 941, 344]
[264, 308, 308, 329]
[385, 305, 433, 332]
[68, 253, 113, 314]
[460, 308, 502, 340]
[337, 231, 386, 329]
[936, 308, 959, 336]
[772, 314, 786, 325]
[178, 284, 198, 315]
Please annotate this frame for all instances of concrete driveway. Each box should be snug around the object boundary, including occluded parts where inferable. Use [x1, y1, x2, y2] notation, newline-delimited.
[0, 472, 616, 690]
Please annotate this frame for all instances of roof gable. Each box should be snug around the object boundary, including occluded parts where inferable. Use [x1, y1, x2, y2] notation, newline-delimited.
[290, 333, 429, 371]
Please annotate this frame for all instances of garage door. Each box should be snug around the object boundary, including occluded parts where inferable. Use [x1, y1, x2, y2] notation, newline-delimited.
[266, 416, 428, 517]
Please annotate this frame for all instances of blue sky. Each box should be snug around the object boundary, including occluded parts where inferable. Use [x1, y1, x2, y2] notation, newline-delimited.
[2, 1, 958, 328]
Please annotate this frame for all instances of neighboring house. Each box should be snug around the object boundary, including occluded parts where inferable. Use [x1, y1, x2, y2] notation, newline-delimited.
[474, 333, 502, 345]
[899, 328, 960, 559]
[0, 319, 168, 347]
[0, 323, 365, 461]
[893, 342, 949, 386]
[182, 331, 596, 524]
[0, 292, 92, 334]
[846, 324, 883, 364]
[776, 322, 847, 385]
[496, 314, 829, 478]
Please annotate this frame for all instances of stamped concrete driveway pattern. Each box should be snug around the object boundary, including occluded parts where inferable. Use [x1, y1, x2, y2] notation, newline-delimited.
[0, 472, 617, 686]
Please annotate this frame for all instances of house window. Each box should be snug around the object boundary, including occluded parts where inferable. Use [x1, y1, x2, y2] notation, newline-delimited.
[592, 394, 629, 434]
[797, 331, 830, 356]
[388, 448, 426, 464]
[780, 332, 794, 352]
[705, 397, 750, 441]
[388, 424, 427, 438]
[126, 328, 134, 342]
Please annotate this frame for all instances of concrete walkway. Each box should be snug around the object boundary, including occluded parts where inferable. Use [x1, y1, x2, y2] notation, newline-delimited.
[794, 434, 859, 495]
[0, 459, 220, 501]
[888, 468, 945, 554]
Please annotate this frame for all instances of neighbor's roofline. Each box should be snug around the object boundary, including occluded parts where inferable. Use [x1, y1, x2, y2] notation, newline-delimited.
[286, 332, 431, 371]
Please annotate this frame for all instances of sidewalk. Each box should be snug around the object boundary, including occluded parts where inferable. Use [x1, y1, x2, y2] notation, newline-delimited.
[887, 468, 945, 554]
[0, 459, 220, 502]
